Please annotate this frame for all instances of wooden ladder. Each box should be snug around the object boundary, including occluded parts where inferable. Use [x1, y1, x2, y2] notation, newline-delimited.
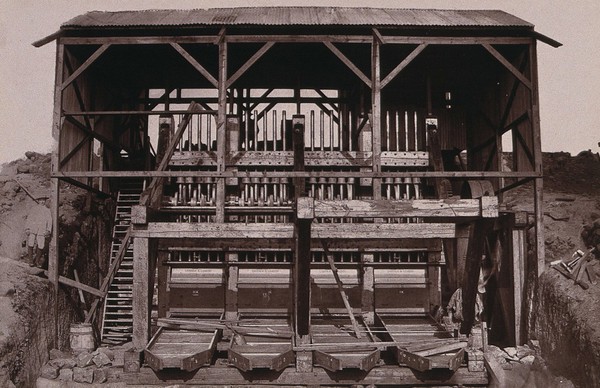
[100, 180, 144, 344]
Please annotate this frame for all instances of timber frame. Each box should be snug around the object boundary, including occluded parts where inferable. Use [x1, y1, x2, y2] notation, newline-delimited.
[38, 7, 558, 386]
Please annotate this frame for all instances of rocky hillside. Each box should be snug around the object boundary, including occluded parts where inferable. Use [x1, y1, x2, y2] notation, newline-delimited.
[0, 152, 113, 387]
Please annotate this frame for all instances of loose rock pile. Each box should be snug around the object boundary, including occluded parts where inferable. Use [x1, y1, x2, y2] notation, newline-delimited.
[40, 347, 114, 384]
[484, 341, 575, 387]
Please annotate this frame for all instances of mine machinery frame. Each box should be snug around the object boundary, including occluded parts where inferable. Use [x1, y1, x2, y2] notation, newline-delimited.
[37, 7, 560, 385]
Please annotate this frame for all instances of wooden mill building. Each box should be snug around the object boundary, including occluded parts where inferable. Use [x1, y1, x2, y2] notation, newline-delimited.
[35, 7, 559, 386]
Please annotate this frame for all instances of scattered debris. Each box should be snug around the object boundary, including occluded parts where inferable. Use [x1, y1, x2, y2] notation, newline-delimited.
[544, 211, 570, 221]
[554, 196, 576, 202]
[550, 247, 598, 289]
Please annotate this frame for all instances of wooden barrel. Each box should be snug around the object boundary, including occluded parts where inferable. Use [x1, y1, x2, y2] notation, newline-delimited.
[70, 323, 94, 353]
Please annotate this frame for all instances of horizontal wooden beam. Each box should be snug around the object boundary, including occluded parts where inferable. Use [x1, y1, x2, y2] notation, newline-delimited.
[54, 170, 542, 179]
[61, 36, 218, 45]
[64, 109, 217, 116]
[170, 151, 429, 168]
[227, 35, 372, 43]
[133, 222, 455, 239]
[383, 36, 531, 45]
[308, 198, 498, 219]
[157, 237, 440, 251]
[127, 364, 487, 386]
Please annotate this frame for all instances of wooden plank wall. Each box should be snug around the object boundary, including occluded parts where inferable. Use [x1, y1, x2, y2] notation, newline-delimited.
[60, 50, 92, 175]
[466, 79, 500, 174]
[502, 59, 535, 173]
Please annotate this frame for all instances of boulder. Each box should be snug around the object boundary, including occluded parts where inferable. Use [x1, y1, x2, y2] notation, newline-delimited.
[49, 357, 77, 369]
[504, 346, 518, 358]
[521, 355, 536, 365]
[93, 352, 112, 367]
[96, 346, 115, 361]
[516, 345, 535, 359]
[72, 367, 94, 384]
[58, 368, 73, 382]
[40, 364, 59, 379]
[76, 351, 94, 368]
[16, 165, 30, 174]
[93, 368, 107, 384]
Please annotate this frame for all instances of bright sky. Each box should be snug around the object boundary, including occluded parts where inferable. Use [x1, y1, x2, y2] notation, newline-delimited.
[1, 0, 599, 164]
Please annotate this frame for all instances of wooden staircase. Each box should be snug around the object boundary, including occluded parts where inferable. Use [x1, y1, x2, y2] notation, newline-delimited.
[101, 181, 144, 344]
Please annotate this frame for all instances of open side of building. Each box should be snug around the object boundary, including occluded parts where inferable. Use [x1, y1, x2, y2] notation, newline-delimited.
[35, 7, 560, 386]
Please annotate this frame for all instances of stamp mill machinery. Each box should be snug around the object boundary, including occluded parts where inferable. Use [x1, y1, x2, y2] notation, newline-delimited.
[37, 7, 559, 386]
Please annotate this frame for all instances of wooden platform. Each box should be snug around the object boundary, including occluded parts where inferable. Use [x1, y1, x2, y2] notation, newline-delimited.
[125, 365, 487, 386]
[379, 315, 466, 372]
[311, 317, 380, 372]
[145, 323, 221, 372]
[227, 318, 294, 372]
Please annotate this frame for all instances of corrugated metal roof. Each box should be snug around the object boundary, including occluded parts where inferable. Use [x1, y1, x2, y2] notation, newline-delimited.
[62, 7, 533, 29]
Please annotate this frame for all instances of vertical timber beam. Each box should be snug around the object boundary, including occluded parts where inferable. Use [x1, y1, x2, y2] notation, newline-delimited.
[49, 41, 64, 348]
[133, 236, 151, 350]
[225, 253, 239, 321]
[292, 116, 310, 336]
[428, 252, 442, 311]
[512, 212, 527, 345]
[216, 31, 227, 223]
[371, 35, 382, 200]
[461, 219, 494, 335]
[157, 252, 169, 318]
[293, 117, 312, 372]
[529, 40, 545, 276]
[361, 253, 374, 325]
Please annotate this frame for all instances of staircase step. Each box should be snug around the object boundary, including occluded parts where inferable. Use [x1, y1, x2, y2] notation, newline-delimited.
[101, 186, 143, 344]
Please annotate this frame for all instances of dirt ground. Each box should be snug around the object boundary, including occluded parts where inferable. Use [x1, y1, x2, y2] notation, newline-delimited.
[0, 150, 598, 386]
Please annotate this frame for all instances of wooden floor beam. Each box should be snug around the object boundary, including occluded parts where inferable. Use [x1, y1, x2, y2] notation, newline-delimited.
[310, 198, 498, 219]
[134, 222, 456, 240]
[125, 365, 488, 386]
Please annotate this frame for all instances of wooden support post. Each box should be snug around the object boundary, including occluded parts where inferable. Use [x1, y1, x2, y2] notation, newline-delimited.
[455, 225, 470, 289]
[157, 252, 169, 318]
[371, 37, 382, 200]
[292, 116, 310, 338]
[444, 239, 458, 291]
[225, 253, 239, 321]
[133, 236, 151, 350]
[529, 41, 545, 276]
[512, 212, 527, 345]
[216, 32, 228, 223]
[361, 253, 374, 325]
[226, 116, 240, 186]
[427, 125, 449, 199]
[428, 252, 442, 311]
[49, 41, 64, 349]
[460, 219, 493, 335]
